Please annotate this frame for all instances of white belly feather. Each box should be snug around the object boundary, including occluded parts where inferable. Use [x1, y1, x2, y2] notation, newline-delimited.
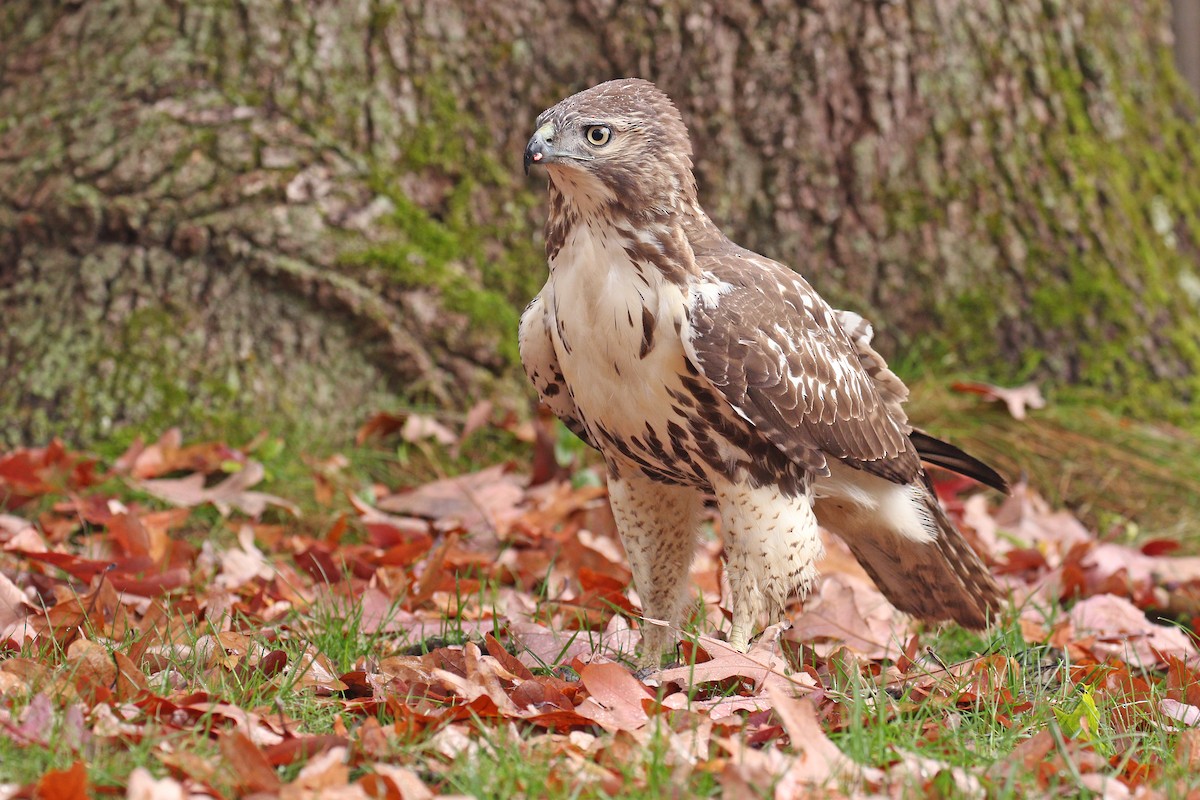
[546, 222, 691, 451]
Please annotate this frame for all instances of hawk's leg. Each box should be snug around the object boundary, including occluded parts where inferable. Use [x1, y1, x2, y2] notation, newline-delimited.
[607, 470, 704, 669]
[710, 477, 824, 651]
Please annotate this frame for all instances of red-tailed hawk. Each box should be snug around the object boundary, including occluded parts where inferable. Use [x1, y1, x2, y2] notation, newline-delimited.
[520, 78, 1005, 667]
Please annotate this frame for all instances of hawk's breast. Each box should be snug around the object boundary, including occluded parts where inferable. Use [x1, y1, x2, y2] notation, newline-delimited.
[546, 220, 714, 486]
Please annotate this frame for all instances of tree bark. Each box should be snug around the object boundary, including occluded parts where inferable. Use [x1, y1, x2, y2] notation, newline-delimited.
[3, 0, 1199, 444]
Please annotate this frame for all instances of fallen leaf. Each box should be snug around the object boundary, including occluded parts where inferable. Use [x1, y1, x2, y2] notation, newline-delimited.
[289, 745, 350, 792]
[0, 571, 35, 645]
[36, 759, 88, 800]
[455, 400, 495, 458]
[951, 380, 1046, 420]
[1160, 698, 1200, 728]
[576, 662, 651, 732]
[765, 686, 855, 790]
[377, 464, 525, 538]
[401, 414, 457, 447]
[125, 767, 185, 800]
[221, 730, 283, 794]
[1069, 593, 1197, 666]
[652, 626, 816, 703]
[1177, 729, 1200, 769]
[787, 572, 911, 659]
[136, 461, 299, 517]
[367, 764, 433, 800]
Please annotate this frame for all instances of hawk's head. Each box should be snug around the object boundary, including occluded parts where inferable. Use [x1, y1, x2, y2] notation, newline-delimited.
[524, 78, 697, 215]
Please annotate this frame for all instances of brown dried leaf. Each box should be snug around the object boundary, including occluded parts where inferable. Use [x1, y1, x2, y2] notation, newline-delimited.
[653, 626, 816, 704]
[1177, 729, 1200, 769]
[455, 400, 495, 458]
[1069, 593, 1197, 666]
[136, 461, 299, 517]
[288, 745, 351, 793]
[221, 730, 283, 794]
[214, 525, 274, 589]
[0, 570, 35, 646]
[401, 414, 457, 447]
[788, 572, 911, 659]
[368, 763, 433, 800]
[765, 685, 858, 792]
[126, 767, 186, 800]
[377, 464, 525, 538]
[576, 662, 651, 732]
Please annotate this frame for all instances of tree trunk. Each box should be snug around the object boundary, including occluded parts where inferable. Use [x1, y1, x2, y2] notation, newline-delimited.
[3, 0, 1199, 445]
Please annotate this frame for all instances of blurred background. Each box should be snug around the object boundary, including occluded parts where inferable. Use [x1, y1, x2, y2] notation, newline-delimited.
[2, 0, 1199, 534]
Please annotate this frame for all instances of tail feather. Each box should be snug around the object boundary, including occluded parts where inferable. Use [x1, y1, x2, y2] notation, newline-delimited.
[821, 486, 1004, 629]
[910, 429, 1009, 494]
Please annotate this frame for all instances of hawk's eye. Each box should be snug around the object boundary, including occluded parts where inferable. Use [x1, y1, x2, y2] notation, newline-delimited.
[585, 125, 612, 146]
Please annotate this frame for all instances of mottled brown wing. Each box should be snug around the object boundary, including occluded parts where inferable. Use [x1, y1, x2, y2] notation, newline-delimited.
[682, 248, 921, 485]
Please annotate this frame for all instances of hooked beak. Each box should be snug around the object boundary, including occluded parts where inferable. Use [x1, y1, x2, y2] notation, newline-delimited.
[524, 123, 556, 175]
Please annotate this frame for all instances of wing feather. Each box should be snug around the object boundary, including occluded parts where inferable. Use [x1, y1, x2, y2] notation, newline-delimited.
[682, 247, 920, 485]
[519, 291, 596, 448]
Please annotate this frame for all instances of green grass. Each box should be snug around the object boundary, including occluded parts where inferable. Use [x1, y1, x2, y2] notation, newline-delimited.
[4, 413, 1198, 796]
[903, 375, 1200, 545]
[1, 576, 1194, 796]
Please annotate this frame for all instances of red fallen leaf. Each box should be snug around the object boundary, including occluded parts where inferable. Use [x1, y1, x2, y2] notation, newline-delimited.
[4, 693, 54, 745]
[1166, 657, 1200, 708]
[655, 627, 816, 704]
[264, 734, 350, 767]
[377, 538, 434, 569]
[56, 494, 119, 527]
[1141, 538, 1182, 557]
[574, 566, 638, 623]
[765, 686, 852, 789]
[508, 677, 580, 720]
[0, 441, 100, 508]
[79, 513, 142, 559]
[1008, 729, 1055, 776]
[1059, 562, 1088, 601]
[220, 730, 282, 794]
[356, 412, 408, 444]
[13, 550, 154, 582]
[294, 544, 344, 584]
[363, 518, 432, 548]
[787, 571, 912, 660]
[951, 380, 1046, 420]
[677, 638, 714, 666]
[259, 649, 288, 679]
[1110, 754, 1160, 788]
[107, 568, 191, 597]
[994, 548, 1049, 575]
[0, 571, 37, 646]
[35, 759, 88, 800]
